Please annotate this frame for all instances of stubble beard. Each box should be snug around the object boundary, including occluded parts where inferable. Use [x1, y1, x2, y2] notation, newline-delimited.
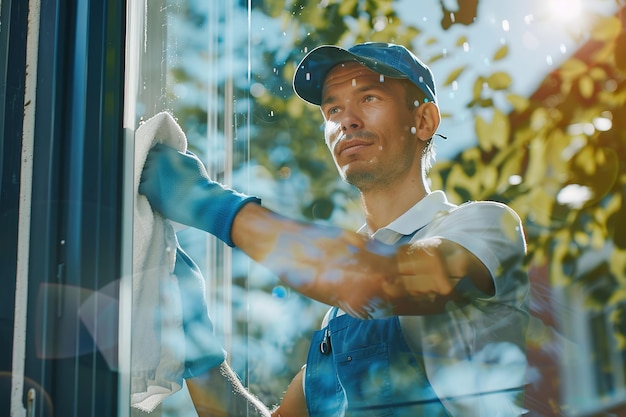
[340, 149, 417, 193]
[342, 168, 389, 193]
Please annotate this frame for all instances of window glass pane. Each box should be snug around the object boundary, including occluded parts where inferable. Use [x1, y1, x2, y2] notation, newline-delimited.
[590, 311, 614, 396]
[125, 0, 626, 416]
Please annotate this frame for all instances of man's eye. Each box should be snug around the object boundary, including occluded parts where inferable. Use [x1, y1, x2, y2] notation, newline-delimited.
[364, 95, 376, 102]
[328, 107, 339, 115]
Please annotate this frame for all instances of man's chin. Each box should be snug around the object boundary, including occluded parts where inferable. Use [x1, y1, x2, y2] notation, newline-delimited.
[343, 170, 377, 190]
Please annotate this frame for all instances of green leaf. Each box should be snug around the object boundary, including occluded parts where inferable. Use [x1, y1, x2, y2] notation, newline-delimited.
[491, 109, 510, 149]
[429, 53, 446, 64]
[578, 75, 595, 99]
[506, 93, 529, 112]
[472, 76, 486, 101]
[338, 0, 358, 16]
[475, 109, 510, 151]
[559, 58, 588, 82]
[443, 65, 467, 86]
[611, 249, 626, 285]
[475, 114, 491, 151]
[590, 15, 621, 42]
[487, 71, 512, 90]
[493, 44, 509, 61]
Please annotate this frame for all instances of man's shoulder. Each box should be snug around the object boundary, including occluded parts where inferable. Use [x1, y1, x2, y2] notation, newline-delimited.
[457, 198, 518, 212]
[423, 191, 520, 218]
[423, 197, 527, 260]
[446, 199, 523, 225]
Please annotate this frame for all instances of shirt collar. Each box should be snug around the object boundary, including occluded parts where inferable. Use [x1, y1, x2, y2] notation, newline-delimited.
[357, 190, 456, 245]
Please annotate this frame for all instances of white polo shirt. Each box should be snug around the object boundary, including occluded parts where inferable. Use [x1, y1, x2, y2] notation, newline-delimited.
[322, 190, 530, 416]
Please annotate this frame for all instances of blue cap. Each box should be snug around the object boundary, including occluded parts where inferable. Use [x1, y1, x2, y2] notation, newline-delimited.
[293, 42, 437, 106]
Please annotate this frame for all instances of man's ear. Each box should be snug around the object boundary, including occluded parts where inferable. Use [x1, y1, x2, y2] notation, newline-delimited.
[413, 102, 441, 141]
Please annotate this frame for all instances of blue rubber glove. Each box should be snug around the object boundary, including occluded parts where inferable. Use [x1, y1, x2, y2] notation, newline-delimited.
[139, 143, 260, 247]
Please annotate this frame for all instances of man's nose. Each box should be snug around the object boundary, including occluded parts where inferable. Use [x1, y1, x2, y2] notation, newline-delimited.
[341, 108, 362, 132]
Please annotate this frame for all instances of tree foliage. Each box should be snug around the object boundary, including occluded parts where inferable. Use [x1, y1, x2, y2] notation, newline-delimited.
[429, 9, 626, 297]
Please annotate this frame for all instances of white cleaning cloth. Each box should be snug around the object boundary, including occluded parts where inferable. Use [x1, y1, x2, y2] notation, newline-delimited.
[131, 111, 188, 412]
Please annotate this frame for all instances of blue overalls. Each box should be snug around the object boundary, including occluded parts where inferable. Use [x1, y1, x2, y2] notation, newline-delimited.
[305, 307, 450, 417]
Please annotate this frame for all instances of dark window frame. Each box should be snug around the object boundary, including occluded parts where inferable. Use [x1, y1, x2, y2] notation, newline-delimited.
[0, 0, 129, 415]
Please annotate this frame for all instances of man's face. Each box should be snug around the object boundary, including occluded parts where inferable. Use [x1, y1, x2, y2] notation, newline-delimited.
[320, 62, 423, 192]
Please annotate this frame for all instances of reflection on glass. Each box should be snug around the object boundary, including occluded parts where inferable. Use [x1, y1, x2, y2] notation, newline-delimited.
[127, 0, 626, 415]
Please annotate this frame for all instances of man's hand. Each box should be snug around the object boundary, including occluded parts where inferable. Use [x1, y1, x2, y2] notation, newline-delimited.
[139, 143, 260, 246]
[383, 238, 453, 299]
[383, 238, 493, 314]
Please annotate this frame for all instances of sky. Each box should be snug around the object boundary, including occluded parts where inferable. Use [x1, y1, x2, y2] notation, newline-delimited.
[396, 0, 619, 160]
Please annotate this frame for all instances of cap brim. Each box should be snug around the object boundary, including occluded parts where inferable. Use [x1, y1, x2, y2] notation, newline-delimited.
[293, 45, 409, 106]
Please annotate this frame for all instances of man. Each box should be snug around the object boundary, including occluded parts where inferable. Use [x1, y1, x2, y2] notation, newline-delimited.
[140, 42, 529, 416]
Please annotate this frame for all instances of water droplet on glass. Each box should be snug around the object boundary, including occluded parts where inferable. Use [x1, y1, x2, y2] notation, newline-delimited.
[250, 83, 266, 98]
[509, 175, 522, 185]
[373, 16, 387, 32]
[272, 286, 287, 299]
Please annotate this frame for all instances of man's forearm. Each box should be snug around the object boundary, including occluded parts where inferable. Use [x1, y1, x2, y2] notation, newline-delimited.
[231, 204, 492, 317]
[230, 203, 395, 317]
